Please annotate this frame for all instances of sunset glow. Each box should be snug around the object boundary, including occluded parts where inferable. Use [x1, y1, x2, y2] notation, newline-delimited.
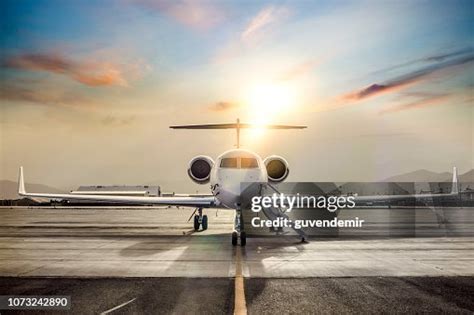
[0, 0, 472, 188]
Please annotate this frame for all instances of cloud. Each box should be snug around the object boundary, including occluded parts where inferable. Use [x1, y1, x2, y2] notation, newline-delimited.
[399, 91, 446, 98]
[372, 47, 473, 75]
[209, 101, 239, 112]
[241, 5, 290, 43]
[357, 132, 413, 138]
[379, 94, 450, 114]
[0, 82, 98, 107]
[343, 83, 414, 101]
[423, 48, 472, 63]
[277, 60, 318, 81]
[2, 53, 128, 87]
[213, 5, 290, 64]
[101, 115, 136, 126]
[133, 0, 225, 30]
[343, 53, 474, 101]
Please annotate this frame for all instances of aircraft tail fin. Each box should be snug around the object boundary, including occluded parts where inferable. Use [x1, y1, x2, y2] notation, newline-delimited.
[18, 166, 26, 196]
[451, 166, 459, 194]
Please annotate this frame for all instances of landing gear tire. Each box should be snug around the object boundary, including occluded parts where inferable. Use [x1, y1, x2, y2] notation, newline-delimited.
[193, 215, 200, 231]
[202, 215, 208, 230]
[240, 231, 247, 246]
[232, 231, 238, 246]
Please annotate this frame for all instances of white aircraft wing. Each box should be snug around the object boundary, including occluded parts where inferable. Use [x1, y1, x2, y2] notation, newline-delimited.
[17, 167, 218, 207]
[353, 192, 457, 203]
[265, 167, 460, 207]
[352, 167, 460, 203]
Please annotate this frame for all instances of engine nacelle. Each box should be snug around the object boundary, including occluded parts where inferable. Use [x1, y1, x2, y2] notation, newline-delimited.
[188, 155, 214, 184]
[264, 155, 289, 183]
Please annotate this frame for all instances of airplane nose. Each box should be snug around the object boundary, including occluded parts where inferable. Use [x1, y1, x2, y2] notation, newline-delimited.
[217, 181, 262, 209]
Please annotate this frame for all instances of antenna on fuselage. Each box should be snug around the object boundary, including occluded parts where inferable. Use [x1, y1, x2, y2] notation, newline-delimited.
[170, 118, 306, 148]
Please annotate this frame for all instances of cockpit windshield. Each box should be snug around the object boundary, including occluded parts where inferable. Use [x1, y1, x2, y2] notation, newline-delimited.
[220, 157, 258, 169]
[220, 158, 238, 168]
[240, 158, 258, 168]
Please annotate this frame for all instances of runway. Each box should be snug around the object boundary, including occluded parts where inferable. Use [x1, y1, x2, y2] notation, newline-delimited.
[1, 277, 472, 314]
[0, 207, 472, 278]
[0, 207, 473, 313]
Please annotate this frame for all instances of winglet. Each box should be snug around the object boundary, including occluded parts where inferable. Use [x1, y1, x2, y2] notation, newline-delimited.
[18, 166, 26, 195]
[451, 166, 459, 194]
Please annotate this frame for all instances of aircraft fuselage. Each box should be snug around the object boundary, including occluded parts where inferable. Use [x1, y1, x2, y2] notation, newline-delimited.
[209, 149, 267, 210]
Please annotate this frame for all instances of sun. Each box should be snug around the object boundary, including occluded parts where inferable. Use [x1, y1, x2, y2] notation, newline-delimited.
[244, 82, 296, 125]
[241, 82, 297, 140]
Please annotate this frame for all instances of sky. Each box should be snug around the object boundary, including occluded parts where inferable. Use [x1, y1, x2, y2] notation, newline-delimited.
[0, 0, 473, 191]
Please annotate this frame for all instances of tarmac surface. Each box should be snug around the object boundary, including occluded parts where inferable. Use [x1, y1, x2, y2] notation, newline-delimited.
[0, 207, 473, 313]
[0, 277, 473, 314]
[0, 278, 234, 314]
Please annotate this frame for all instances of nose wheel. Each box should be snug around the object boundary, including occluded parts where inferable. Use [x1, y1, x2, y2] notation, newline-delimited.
[240, 231, 246, 246]
[232, 209, 246, 246]
[232, 231, 238, 246]
[231, 231, 246, 246]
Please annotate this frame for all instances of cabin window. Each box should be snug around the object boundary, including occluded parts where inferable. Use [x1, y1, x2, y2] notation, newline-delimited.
[220, 158, 238, 168]
[240, 158, 258, 168]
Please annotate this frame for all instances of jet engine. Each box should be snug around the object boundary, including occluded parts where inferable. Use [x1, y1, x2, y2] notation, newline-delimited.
[264, 155, 289, 183]
[188, 156, 214, 184]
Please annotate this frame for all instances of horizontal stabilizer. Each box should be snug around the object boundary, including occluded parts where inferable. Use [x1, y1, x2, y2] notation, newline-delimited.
[170, 123, 306, 129]
[170, 118, 306, 148]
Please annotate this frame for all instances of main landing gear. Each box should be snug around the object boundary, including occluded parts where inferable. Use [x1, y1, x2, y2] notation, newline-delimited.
[193, 208, 208, 231]
[232, 208, 246, 246]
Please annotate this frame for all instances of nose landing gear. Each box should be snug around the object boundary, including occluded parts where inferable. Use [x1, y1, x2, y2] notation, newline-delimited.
[232, 231, 238, 246]
[232, 209, 246, 246]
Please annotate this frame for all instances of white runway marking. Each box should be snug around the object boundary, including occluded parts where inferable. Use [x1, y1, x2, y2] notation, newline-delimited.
[100, 298, 136, 314]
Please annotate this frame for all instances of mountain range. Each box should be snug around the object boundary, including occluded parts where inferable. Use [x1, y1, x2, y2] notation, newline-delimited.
[0, 180, 65, 200]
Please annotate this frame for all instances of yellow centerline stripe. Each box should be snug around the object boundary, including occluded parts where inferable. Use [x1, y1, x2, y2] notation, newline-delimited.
[234, 246, 247, 315]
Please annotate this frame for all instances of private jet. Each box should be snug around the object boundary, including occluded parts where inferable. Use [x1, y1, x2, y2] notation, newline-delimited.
[17, 119, 461, 246]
